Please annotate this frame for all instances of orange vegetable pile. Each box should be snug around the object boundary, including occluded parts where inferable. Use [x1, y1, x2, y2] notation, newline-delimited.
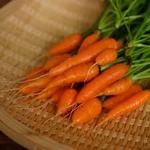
[20, 33, 150, 126]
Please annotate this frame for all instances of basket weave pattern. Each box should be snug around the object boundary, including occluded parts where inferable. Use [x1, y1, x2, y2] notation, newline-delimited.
[0, 0, 149, 150]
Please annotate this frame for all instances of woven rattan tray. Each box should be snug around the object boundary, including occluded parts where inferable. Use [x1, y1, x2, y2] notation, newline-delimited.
[0, 0, 149, 150]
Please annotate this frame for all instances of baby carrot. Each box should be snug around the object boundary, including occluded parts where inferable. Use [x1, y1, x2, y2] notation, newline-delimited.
[103, 84, 142, 109]
[98, 90, 150, 126]
[79, 32, 100, 52]
[99, 77, 133, 96]
[96, 48, 117, 66]
[24, 54, 70, 83]
[44, 62, 99, 90]
[117, 40, 123, 50]
[72, 98, 102, 125]
[76, 64, 129, 104]
[48, 38, 119, 78]
[44, 54, 70, 71]
[25, 66, 45, 80]
[20, 75, 51, 94]
[51, 88, 66, 103]
[36, 86, 59, 100]
[48, 33, 82, 55]
[57, 88, 77, 114]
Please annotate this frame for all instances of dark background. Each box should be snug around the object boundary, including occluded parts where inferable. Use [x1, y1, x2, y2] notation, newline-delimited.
[0, 0, 11, 8]
[0, 131, 25, 150]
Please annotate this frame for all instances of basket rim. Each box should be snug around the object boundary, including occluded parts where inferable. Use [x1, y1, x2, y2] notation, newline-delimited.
[0, 106, 74, 150]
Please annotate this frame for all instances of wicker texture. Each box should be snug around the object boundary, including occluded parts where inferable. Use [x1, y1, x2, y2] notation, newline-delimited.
[0, 0, 149, 150]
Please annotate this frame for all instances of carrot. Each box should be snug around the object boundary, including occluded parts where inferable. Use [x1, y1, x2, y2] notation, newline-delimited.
[48, 38, 120, 78]
[98, 90, 150, 126]
[45, 62, 99, 90]
[57, 88, 77, 114]
[48, 33, 82, 55]
[25, 66, 45, 80]
[79, 32, 100, 52]
[96, 48, 117, 65]
[72, 98, 102, 124]
[76, 64, 129, 104]
[23, 54, 70, 83]
[20, 75, 51, 94]
[51, 88, 66, 103]
[103, 84, 142, 109]
[99, 77, 133, 96]
[44, 54, 70, 71]
[36, 86, 59, 100]
[117, 40, 123, 50]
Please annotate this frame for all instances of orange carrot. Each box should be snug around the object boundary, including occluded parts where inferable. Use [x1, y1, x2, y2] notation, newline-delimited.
[57, 88, 77, 114]
[48, 33, 82, 55]
[76, 64, 129, 104]
[72, 98, 102, 124]
[99, 77, 133, 96]
[98, 90, 150, 125]
[96, 48, 117, 65]
[45, 62, 99, 90]
[79, 32, 100, 52]
[36, 86, 59, 100]
[103, 84, 142, 110]
[20, 75, 51, 94]
[44, 54, 70, 71]
[24, 54, 70, 82]
[51, 88, 66, 103]
[117, 40, 123, 50]
[25, 66, 45, 80]
[49, 38, 120, 78]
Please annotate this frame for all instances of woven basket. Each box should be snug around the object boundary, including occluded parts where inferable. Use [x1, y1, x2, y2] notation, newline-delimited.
[0, 0, 149, 150]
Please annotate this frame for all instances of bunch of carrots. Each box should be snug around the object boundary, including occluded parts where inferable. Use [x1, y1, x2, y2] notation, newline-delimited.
[19, 0, 150, 126]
